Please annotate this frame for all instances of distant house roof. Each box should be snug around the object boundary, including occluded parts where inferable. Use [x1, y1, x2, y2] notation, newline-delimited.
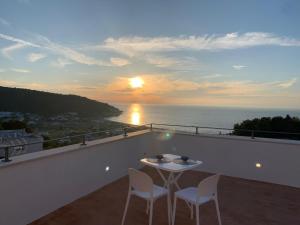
[0, 129, 26, 138]
[0, 129, 43, 147]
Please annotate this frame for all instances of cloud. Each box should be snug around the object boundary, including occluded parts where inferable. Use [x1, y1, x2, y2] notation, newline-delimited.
[233, 65, 247, 70]
[0, 18, 10, 26]
[273, 78, 297, 88]
[105, 75, 213, 96]
[200, 74, 225, 79]
[143, 55, 202, 71]
[0, 33, 124, 67]
[2, 43, 27, 59]
[0, 33, 40, 47]
[100, 74, 300, 105]
[51, 58, 73, 68]
[10, 68, 30, 73]
[110, 57, 131, 66]
[105, 74, 298, 99]
[0, 75, 298, 107]
[0, 33, 40, 58]
[99, 32, 300, 56]
[33, 35, 112, 66]
[27, 53, 47, 62]
[0, 69, 5, 73]
[144, 55, 181, 68]
[201, 78, 297, 96]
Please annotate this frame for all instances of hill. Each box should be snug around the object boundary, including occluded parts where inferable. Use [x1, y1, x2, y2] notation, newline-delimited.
[0, 86, 121, 117]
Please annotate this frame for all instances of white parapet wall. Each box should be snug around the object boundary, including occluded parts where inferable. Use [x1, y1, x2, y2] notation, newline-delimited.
[151, 131, 300, 188]
[0, 130, 299, 225]
[0, 131, 153, 225]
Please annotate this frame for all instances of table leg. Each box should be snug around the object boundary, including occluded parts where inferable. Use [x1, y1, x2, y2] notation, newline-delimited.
[155, 168, 172, 225]
[155, 168, 168, 187]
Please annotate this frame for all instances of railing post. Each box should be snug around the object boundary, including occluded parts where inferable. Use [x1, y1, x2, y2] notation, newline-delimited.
[81, 135, 87, 146]
[195, 127, 199, 135]
[123, 128, 128, 137]
[150, 123, 153, 131]
[2, 147, 11, 162]
[251, 130, 255, 139]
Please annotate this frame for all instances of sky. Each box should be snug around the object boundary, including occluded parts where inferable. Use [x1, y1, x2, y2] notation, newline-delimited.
[0, 0, 300, 108]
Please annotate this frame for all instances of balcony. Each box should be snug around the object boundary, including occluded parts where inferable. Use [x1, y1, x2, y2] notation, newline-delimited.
[0, 128, 300, 225]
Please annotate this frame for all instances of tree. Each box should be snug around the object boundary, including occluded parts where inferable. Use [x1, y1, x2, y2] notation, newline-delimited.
[233, 115, 300, 140]
[0, 120, 33, 133]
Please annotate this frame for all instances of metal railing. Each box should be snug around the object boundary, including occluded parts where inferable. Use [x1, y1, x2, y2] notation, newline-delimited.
[1, 122, 300, 163]
[149, 123, 300, 140]
[0, 124, 149, 163]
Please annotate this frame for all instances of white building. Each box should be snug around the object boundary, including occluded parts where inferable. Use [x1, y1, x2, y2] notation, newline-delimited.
[0, 129, 43, 158]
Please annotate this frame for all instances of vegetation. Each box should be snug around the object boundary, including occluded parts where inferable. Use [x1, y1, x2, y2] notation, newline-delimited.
[233, 115, 300, 140]
[0, 86, 121, 117]
[0, 120, 32, 133]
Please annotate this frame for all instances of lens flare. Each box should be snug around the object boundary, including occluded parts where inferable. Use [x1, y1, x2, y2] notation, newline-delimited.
[158, 131, 174, 141]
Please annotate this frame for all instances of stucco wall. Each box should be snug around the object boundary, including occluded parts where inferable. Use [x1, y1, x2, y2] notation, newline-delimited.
[0, 130, 299, 225]
[151, 131, 300, 188]
[0, 131, 152, 225]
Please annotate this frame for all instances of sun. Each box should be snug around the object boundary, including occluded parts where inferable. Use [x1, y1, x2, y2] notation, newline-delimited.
[129, 77, 144, 89]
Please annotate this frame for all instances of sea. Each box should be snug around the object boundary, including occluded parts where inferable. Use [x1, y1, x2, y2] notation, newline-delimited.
[110, 103, 300, 133]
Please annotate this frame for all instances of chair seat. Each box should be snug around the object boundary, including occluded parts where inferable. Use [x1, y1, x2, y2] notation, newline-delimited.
[132, 185, 168, 200]
[175, 187, 212, 205]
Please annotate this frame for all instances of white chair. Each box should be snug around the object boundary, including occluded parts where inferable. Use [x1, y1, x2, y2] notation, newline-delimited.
[121, 168, 170, 225]
[172, 174, 222, 225]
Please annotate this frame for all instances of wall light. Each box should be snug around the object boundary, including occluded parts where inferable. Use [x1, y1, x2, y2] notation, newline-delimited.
[105, 166, 110, 172]
[255, 163, 262, 168]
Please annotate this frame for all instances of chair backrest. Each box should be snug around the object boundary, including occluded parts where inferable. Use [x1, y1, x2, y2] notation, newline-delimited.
[128, 168, 153, 193]
[198, 174, 220, 199]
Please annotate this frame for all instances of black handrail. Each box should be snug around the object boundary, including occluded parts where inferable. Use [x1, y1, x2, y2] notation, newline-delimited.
[0, 124, 150, 162]
[1, 122, 300, 163]
[149, 123, 300, 136]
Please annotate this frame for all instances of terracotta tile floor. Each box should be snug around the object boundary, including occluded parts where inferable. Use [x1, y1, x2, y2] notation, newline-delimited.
[30, 167, 300, 225]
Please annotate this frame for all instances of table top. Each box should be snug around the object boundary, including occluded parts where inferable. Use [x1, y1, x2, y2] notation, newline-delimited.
[140, 154, 202, 173]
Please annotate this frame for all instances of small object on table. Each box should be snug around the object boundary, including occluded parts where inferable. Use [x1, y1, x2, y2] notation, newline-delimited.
[156, 154, 164, 160]
[173, 157, 197, 165]
[146, 154, 170, 163]
[180, 156, 189, 162]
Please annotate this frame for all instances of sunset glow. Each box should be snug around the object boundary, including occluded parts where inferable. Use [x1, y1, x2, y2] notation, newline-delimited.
[0, 1, 300, 108]
[129, 77, 144, 89]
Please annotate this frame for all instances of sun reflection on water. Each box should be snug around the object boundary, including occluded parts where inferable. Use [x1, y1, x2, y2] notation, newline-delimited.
[129, 104, 142, 125]
[131, 111, 140, 125]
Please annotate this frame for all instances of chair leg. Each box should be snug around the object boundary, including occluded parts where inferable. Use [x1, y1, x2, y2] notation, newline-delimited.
[190, 204, 193, 219]
[167, 193, 171, 225]
[121, 192, 131, 225]
[146, 200, 149, 214]
[172, 196, 177, 225]
[215, 199, 222, 225]
[196, 204, 200, 225]
[149, 199, 154, 225]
